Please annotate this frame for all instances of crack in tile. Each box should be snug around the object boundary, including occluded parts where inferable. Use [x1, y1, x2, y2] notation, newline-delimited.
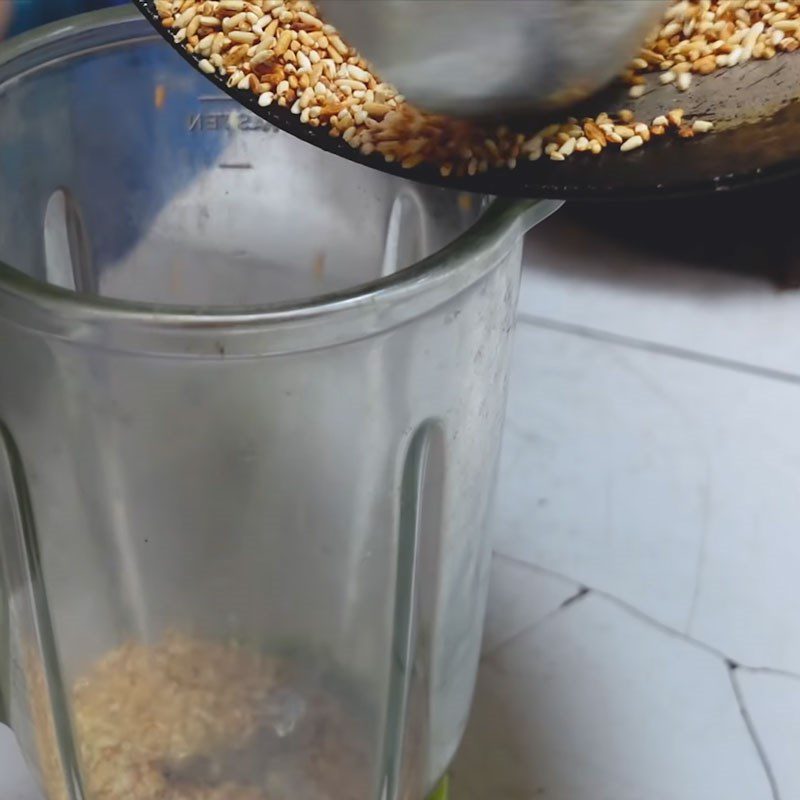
[559, 586, 590, 610]
[737, 665, 800, 685]
[729, 665, 783, 800]
[481, 584, 590, 661]
[684, 471, 713, 635]
[490, 552, 790, 799]
[493, 553, 800, 681]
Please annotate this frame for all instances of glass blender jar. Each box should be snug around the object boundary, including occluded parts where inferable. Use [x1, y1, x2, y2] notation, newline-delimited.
[0, 8, 560, 800]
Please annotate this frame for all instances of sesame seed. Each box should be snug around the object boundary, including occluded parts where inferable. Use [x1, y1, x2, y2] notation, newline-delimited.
[559, 137, 576, 156]
[297, 10, 323, 28]
[175, 6, 196, 28]
[620, 134, 645, 152]
[228, 30, 256, 44]
[250, 48, 274, 67]
[692, 119, 715, 132]
[667, 108, 685, 127]
[348, 64, 372, 83]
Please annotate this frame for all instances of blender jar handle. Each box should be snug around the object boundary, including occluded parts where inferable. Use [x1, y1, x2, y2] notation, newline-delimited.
[518, 198, 564, 237]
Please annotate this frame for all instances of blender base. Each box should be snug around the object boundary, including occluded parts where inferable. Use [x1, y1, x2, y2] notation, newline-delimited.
[428, 775, 450, 800]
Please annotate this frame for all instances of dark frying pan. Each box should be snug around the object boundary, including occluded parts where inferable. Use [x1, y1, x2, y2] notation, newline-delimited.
[134, 0, 800, 200]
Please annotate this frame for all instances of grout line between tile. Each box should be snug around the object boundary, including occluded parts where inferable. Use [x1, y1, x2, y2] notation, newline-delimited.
[729, 665, 782, 800]
[492, 552, 800, 682]
[516, 312, 800, 387]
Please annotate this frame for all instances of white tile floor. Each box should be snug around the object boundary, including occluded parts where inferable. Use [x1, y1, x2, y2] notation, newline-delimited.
[454, 589, 772, 800]
[4, 215, 800, 798]
[466, 215, 800, 800]
[493, 319, 800, 673]
[516, 218, 800, 376]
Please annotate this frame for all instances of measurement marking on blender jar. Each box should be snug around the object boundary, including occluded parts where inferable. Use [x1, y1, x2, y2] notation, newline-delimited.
[188, 109, 279, 134]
